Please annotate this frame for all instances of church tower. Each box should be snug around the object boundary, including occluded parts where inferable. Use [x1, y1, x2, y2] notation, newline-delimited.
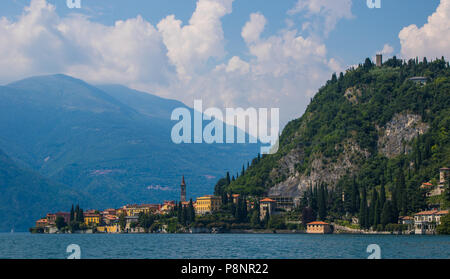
[180, 175, 186, 202]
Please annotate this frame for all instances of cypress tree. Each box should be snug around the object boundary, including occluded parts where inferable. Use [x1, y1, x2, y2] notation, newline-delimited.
[181, 206, 187, 226]
[380, 184, 386, 209]
[359, 186, 368, 229]
[70, 204, 75, 222]
[381, 201, 394, 228]
[370, 189, 379, 228]
[318, 184, 327, 221]
[242, 197, 248, 222]
[177, 201, 182, 222]
[75, 204, 80, 222]
[188, 199, 195, 224]
[351, 177, 359, 214]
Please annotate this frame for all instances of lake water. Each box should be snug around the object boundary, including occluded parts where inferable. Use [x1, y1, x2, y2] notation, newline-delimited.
[0, 233, 449, 259]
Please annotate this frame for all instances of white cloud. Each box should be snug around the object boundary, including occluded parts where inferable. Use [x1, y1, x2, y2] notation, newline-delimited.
[399, 0, 450, 59]
[0, 0, 345, 131]
[0, 0, 171, 89]
[241, 12, 266, 44]
[379, 44, 394, 56]
[288, 0, 354, 36]
[157, 0, 233, 80]
[180, 12, 342, 127]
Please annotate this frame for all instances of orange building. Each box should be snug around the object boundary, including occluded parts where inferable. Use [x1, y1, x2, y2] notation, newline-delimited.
[36, 218, 48, 228]
[306, 221, 332, 234]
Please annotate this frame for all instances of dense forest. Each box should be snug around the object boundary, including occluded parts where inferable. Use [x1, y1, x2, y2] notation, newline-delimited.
[214, 56, 450, 230]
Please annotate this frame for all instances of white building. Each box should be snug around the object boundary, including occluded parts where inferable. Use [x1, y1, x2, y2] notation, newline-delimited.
[414, 210, 448, 234]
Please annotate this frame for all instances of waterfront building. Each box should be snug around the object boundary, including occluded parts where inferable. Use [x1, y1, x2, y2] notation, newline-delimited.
[259, 198, 276, 221]
[97, 224, 120, 233]
[36, 219, 48, 228]
[46, 212, 70, 225]
[306, 221, 332, 234]
[125, 215, 139, 230]
[195, 195, 221, 215]
[103, 215, 118, 225]
[102, 209, 116, 216]
[160, 201, 176, 214]
[84, 213, 101, 226]
[414, 210, 449, 234]
[120, 204, 160, 216]
[398, 216, 414, 231]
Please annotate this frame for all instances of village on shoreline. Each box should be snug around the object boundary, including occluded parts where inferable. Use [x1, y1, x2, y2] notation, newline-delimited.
[31, 168, 450, 235]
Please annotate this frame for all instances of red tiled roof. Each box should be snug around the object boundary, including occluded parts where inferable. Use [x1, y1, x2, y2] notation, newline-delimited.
[260, 198, 276, 203]
[84, 213, 101, 217]
[307, 221, 329, 225]
[415, 210, 438, 216]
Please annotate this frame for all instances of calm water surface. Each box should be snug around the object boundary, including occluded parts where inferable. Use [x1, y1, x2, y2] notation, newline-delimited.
[0, 233, 449, 259]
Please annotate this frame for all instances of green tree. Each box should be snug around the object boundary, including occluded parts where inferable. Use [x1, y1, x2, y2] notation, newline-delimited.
[70, 204, 74, 222]
[437, 214, 450, 234]
[301, 207, 316, 228]
[188, 199, 196, 224]
[55, 216, 66, 230]
[318, 184, 327, 220]
[381, 201, 395, 228]
[359, 186, 368, 229]
[118, 213, 126, 231]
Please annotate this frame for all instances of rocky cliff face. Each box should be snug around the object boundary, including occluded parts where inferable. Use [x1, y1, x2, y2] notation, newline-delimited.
[267, 113, 427, 199]
[377, 113, 429, 158]
[268, 139, 370, 198]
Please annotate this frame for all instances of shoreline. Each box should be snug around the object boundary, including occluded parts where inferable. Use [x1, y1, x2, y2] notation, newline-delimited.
[28, 229, 421, 235]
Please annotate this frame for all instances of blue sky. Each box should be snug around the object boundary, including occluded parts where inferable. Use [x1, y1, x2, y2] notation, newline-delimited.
[0, 0, 447, 128]
[3, 0, 439, 65]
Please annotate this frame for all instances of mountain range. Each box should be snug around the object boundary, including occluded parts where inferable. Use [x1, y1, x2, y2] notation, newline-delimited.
[0, 74, 259, 231]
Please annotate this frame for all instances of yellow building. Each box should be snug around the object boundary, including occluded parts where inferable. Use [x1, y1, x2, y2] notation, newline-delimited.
[195, 195, 221, 215]
[120, 204, 160, 216]
[97, 225, 120, 233]
[84, 213, 101, 226]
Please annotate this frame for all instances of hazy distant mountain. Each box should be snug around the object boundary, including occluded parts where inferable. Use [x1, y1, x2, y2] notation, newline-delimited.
[0, 75, 259, 217]
[0, 148, 90, 232]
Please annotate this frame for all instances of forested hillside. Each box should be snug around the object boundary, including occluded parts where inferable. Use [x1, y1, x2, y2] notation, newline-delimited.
[0, 149, 91, 232]
[215, 56, 450, 228]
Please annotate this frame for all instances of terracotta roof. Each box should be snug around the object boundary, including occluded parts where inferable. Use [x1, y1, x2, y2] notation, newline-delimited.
[422, 182, 433, 186]
[399, 216, 414, 220]
[260, 198, 276, 203]
[437, 210, 449, 215]
[84, 213, 101, 217]
[307, 221, 329, 225]
[415, 210, 438, 216]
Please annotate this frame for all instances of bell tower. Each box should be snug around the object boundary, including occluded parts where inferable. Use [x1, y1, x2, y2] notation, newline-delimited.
[180, 175, 186, 202]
